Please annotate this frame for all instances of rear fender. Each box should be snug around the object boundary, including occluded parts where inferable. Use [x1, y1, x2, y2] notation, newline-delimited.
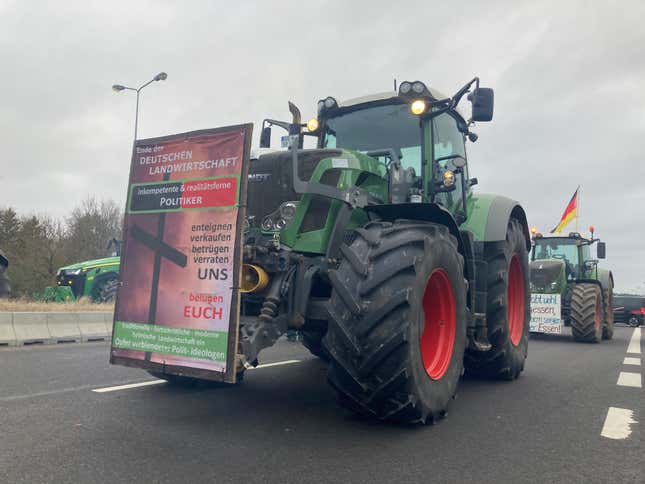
[461, 193, 530, 250]
[595, 268, 614, 292]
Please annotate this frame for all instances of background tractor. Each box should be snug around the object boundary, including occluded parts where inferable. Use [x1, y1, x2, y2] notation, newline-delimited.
[43, 256, 120, 303]
[0, 250, 9, 298]
[157, 78, 532, 424]
[530, 229, 614, 342]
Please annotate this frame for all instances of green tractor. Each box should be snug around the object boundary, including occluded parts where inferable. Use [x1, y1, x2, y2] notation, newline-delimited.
[0, 250, 9, 298]
[43, 256, 121, 303]
[529, 229, 614, 342]
[217, 77, 532, 424]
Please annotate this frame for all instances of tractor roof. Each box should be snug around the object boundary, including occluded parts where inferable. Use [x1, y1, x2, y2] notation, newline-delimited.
[58, 256, 120, 272]
[338, 89, 465, 117]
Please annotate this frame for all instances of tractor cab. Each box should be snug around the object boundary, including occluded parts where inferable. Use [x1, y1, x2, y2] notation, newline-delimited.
[250, 79, 494, 255]
[530, 231, 606, 293]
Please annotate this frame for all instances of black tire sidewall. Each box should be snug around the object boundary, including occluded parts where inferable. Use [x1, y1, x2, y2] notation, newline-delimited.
[505, 223, 531, 375]
[406, 235, 467, 415]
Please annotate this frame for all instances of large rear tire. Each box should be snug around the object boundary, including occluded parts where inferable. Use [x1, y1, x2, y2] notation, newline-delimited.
[602, 286, 614, 340]
[570, 283, 602, 343]
[464, 218, 530, 380]
[92, 276, 118, 303]
[323, 221, 467, 424]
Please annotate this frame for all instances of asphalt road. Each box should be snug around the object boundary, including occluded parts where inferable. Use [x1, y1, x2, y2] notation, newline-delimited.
[1, 327, 642, 484]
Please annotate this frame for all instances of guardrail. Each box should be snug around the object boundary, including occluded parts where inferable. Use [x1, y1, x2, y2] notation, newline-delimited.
[0, 312, 113, 346]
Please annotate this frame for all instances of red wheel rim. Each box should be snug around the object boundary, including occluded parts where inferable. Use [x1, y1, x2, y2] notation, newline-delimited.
[420, 269, 456, 380]
[594, 297, 601, 331]
[507, 254, 525, 346]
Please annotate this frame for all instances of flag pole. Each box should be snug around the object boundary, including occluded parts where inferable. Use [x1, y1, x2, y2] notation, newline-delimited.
[575, 185, 580, 232]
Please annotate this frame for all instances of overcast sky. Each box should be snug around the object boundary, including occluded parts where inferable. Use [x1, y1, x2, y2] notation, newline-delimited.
[1, 0, 644, 292]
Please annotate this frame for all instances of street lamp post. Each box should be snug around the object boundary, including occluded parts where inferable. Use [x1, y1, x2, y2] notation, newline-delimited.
[112, 72, 168, 153]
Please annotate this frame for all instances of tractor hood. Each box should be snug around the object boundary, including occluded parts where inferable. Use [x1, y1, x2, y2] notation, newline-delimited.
[247, 149, 342, 229]
[530, 259, 565, 294]
[58, 256, 120, 273]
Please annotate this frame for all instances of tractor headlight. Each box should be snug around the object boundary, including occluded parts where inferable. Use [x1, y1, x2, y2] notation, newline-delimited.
[412, 81, 425, 94]
[261, 217, 275, 231]
[324, 97, 336, 108]
[410, 99, 427, 115]
[279, 201, 298, 220]
[306, 118, 319, 132]
[442, 170, 455, 187]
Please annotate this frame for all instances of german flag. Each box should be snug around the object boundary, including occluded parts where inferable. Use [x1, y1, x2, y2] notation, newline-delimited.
[551, 187, 579, 234]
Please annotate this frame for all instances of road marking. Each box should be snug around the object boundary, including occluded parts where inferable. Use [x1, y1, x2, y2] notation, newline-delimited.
[91, 360, 302, 393]
[626, 327, 641, 354]
[616, 372, 642, 388]
[92, 380, 166, 393]
[623, 357, 641, 366]
[601, 407, 638, 440]
[253, 359, 300, 369]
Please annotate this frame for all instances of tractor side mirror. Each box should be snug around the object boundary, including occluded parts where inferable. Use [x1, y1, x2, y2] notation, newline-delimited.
[260, 126, 272, 148]
[597, 242, 606, 259]
[470, 87, 494, 122]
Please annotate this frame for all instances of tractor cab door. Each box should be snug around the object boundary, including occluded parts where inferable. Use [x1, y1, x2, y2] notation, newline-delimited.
[431, 112, 467, 215]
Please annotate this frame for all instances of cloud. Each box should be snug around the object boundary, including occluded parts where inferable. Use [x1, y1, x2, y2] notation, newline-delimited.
[1, 0, 643, 290]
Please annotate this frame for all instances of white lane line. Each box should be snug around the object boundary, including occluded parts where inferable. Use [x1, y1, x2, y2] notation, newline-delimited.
[92, 379, 166, 393]
[623, 357, 641, 366]
[601, 407, 638, 440]
[252, 359, 300, 369]
[617, 372, 642, 388]
[92, 360, 302, 393]
[626, 327, 641, 354]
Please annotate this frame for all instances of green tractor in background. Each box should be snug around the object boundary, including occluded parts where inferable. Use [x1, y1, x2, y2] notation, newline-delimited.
[0, 250, 9, 298]
[210, 76, 532, 424]
[43, 239, 122, 303]
[529, 228, 614, 342]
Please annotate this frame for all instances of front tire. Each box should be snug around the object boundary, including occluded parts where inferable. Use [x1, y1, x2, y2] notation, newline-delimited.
[570, 283, 602, 343]
[464, 218, 530, 380]
[323, 221, 467, 424]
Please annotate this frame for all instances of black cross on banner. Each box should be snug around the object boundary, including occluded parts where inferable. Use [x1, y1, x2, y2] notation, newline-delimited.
[130, 218, 187, 362]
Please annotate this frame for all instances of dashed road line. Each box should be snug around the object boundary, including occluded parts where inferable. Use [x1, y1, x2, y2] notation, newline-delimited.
[92, 359, 302, 393]
[253, 359, 300, 369]
[616, 371, 642, 388]
[92, 380, 166, 393]
[601, 407, 638, 440]
[623, 357, 641, 366]
[626, 327, 641, 354]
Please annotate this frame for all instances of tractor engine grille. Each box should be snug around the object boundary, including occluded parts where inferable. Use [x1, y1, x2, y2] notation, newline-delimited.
[56, 272, 86, 299]
[529, 260, 564, 292]
[246, 149, 341, 229]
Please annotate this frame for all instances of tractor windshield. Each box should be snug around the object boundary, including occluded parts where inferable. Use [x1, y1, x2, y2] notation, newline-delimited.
[532, 238, 580, 278]
[322, 103, 421, 173]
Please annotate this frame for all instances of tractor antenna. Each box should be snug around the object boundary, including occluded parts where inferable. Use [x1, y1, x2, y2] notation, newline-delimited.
[393, 78, 397, 91]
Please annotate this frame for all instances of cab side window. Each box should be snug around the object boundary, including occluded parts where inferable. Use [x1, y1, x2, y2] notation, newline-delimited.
[432, 113, 466, 210]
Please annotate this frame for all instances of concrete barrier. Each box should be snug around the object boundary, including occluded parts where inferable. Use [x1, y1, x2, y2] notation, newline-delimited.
[13, 312, 52, 345]
[0, 312, 16, 346]
[78, 312, 110, 342]
[104, 312, 114, 335]
[47, 312, 81, 343]
[0, 311, 116, 346]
